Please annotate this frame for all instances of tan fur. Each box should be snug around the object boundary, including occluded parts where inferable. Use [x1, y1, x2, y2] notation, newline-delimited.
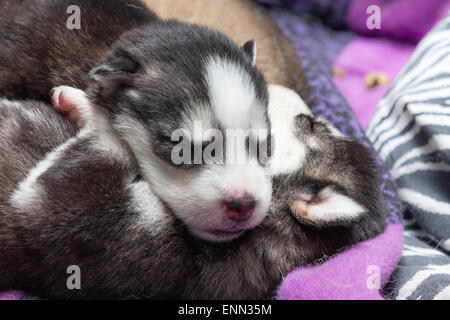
[144, 0, 309, 102]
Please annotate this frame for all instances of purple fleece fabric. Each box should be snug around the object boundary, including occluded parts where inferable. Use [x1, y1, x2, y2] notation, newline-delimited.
[346, 0, 450, 43]
[332, 37, 414, 129]
[277, 224, 403, 300]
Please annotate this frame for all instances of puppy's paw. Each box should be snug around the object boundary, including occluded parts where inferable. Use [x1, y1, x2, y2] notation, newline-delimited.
[52, 86, 83, 125]
[290, 186, 366, 226]
[51, 86, 97, 128]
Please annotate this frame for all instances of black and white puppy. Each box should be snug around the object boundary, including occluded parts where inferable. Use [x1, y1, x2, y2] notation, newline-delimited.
[0, 0, 272, 241]
[0, 85, 385, 299]
[267, 85, 379, 225]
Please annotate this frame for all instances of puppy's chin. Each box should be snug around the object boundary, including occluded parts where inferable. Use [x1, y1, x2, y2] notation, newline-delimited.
[181, 205, 268, 242]
[190, 227, 246, 242]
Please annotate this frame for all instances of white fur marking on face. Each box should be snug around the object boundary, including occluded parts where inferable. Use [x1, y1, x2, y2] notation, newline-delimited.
[181, 104, 216, 144]
[306, 186, 366, 222]
[268, 85, 311, 175]
[204, 56, 267, 134]
[114, 114, 272, 242]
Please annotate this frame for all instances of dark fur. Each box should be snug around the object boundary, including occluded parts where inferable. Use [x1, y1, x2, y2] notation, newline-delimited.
[0, 0, 269, 174]
[0, 0, 154, 100]
[0, 100, 386, 299]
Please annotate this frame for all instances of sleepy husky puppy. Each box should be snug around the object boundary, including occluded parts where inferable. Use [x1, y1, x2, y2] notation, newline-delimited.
[0, 85, 385, 299]
[0, 0, 272, 241]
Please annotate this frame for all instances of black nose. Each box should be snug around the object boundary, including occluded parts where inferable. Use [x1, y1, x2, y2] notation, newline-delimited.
[226, 197, 256, 222]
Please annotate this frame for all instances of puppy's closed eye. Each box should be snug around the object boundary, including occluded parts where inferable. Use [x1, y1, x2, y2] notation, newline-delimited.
[290, 186, 367, 226]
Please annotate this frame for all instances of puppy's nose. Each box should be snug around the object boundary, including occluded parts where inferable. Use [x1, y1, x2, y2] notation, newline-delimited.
[226, 196, 256, 222]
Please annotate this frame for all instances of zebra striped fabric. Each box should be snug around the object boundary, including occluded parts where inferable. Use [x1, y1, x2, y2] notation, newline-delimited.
[367, 15, 450, 299]
[386, 212, 450, 299]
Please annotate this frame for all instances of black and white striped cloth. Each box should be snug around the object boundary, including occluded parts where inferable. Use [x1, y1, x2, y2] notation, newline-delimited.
[367, 15, 450, 299]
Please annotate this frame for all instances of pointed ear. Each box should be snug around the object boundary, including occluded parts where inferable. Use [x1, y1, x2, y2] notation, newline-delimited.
[294, 114, 315, 136]
[242, 39, 257, 65]
[89, 55, 139, 91]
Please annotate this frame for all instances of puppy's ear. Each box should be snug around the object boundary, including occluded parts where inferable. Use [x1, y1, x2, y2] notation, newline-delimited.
[294, 114, 315, 136]
[290, 186, 366, 226]
[89, 55, 140, 91]
[242, 39, 257, 65]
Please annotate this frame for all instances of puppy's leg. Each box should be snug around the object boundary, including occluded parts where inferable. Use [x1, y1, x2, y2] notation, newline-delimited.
[10, 86, 136, 214]
[52, 86, 108, 129]
[52, 86, 82, 124]
[290, 187, 367, 226]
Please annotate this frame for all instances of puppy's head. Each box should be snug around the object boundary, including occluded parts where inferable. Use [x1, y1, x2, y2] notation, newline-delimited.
[280, 114, 383, 229]
[87, 21, 272, 242]
[268, 85, 384, 232]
